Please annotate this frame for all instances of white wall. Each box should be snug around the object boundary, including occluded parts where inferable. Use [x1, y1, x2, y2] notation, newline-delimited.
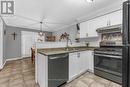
[21, 31, 38, 57]
[0, 18, 4, 69]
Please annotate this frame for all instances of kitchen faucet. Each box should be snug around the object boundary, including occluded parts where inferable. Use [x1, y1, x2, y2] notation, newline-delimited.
[59, 32, 72, 50]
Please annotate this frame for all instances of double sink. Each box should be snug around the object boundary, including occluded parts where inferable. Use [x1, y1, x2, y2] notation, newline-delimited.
[63, 47, 80, 52]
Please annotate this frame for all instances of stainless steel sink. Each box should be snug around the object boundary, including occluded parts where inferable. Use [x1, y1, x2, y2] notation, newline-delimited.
[64, 48, 79, 51]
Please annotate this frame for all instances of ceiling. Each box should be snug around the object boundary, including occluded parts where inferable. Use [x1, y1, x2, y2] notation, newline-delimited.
[1, 0, 123, 32]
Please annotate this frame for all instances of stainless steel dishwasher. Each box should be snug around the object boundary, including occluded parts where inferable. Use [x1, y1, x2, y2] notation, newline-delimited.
[48, 53, 69, 87]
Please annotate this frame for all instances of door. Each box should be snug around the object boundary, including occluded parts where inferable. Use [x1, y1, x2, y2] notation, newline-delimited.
[87, 51, 94, 72]
[107, 10, 122, 26]
[87, 19, 98, 37]
[69, 52, 79, 80]
[80, 21, 89, 38]
[79, 51, 88, 73]
[122, 1, 129, 87]
[94, 54, 122, 76]
[21, 31, 37, 57]
[87, 15, 107, 37]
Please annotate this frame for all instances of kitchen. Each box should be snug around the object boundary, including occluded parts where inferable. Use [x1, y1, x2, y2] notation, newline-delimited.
[0, 0, 129, 87]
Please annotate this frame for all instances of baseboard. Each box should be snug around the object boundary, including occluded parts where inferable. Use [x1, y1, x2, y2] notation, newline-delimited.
[88, 69, 94, 73]
[3, 60, 6, 68]
[6, 57, 30, 62]
[68, 70, 88, 83]
[6, 57, 23, 62]
[67, 69, 94, 83]
[22, 54, 30, 58]
[0, 57, 31, 70]
[0, 59, 6, 70]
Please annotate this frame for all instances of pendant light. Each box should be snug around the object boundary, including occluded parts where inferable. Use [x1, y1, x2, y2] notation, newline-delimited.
[38, 22, 44, 36]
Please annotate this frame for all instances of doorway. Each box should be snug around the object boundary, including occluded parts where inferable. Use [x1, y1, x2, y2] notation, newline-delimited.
[21, 31, 37, 58]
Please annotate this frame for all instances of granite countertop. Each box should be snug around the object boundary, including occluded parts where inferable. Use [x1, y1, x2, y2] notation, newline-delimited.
[38, 46, 98, 56]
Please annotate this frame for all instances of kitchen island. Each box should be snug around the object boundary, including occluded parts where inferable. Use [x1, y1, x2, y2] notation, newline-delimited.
[35, 46, 97, 87]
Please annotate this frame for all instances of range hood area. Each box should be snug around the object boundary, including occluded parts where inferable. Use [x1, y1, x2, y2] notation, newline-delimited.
[96, 24, 122, 33]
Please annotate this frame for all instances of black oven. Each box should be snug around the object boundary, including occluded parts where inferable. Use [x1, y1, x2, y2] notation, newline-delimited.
[94, 48, 122, 84]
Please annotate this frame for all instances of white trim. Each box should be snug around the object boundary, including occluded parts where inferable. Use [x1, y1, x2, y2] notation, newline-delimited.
[0, 57, 30, 70]
[0, 59, 6, 70]
[6, 57, 24, 62]
[1, 59, 6, 69]
[68, 69, 93, 83]
[22, 54, 30, 58]
[68, 70, 88, 83]
[88, 69, 94, 73]
[0, 18, 4, 70]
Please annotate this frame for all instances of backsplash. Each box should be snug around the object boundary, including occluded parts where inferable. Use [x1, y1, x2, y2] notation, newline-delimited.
[53, 25, 100, 47]
[79, 36, 100, 47]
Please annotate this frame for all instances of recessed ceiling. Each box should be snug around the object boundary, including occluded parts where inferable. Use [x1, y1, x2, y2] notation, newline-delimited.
[1, 0, 123, 31]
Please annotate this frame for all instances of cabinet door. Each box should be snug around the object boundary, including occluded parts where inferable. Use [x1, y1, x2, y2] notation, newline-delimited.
[69, 52, 79, 80]
[88, 15, 107, 37]
[107, 10, 122, 25]
[87, 51, 94, 72]
[79, 51, 89, 73]
[94, 15, 108, 28]
[80, 21, 89, 38]
[85, 15, 107, 37]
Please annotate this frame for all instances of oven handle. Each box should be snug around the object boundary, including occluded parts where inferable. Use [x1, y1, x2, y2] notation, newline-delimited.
[94, 54, 122, 59]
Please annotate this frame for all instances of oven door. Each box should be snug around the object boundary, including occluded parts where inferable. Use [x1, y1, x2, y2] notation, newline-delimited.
[94, 53, 122, 77]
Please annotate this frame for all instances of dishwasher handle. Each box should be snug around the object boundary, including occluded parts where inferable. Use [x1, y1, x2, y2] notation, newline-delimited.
[49, 54, 68, 60]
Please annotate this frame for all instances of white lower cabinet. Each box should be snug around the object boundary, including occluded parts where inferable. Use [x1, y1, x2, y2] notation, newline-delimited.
[86, 51, 94, 72]
[69, 52, 79, 81]
[69, 51, 94, 81]
[79, 51, 89, 73]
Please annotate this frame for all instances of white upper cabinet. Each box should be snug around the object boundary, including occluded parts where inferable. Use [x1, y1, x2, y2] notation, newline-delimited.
[80, 15, 107, 38]
[87, 15, 107, 37]
[107, 10, 122, 26]
[80, 16, 107, 38]
[80, 10, 122, 38]
[79, 21, 89, 38]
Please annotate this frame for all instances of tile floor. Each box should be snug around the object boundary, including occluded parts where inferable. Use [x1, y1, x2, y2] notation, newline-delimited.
[0, 58, 122, 87]
[62, 72, 122, 87]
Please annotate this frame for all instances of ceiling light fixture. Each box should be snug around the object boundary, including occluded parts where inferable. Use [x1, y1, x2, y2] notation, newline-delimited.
[38, 22, 44, 36]
[86, 0, 94, 3]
